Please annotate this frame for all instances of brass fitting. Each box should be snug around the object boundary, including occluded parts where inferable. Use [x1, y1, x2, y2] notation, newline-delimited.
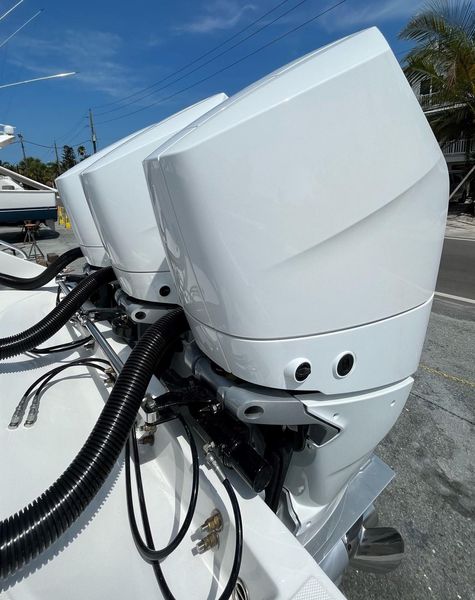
[195, 531, 220, 554]
[200, 510, 223, 534]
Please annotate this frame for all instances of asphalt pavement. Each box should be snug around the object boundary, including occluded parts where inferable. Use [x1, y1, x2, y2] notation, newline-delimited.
[341, 296, 475, 600]
[342, 224, 475, 600]
[437, 238, 475, 301]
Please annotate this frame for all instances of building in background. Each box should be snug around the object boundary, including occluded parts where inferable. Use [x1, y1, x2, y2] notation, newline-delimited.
[413, 80, 474, 207]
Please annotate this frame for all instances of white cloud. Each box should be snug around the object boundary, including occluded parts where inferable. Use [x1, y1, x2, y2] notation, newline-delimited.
[176, 0, 257, 34]
[322, 0, 426, 31]
[7, 29, 142, 98]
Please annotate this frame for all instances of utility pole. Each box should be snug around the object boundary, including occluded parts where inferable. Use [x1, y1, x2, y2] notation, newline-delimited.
[54, 140, 61, 175]
[88, 108, 97, 154]
[18, 133, 26, 160]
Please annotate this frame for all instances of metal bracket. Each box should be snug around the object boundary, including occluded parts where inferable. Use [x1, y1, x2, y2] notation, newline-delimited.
[115, 289, 175, 324]
[184, 342, 327, 426]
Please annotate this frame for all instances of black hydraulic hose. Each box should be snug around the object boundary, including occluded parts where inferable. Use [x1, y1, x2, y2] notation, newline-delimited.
[24, 361, 113, 428]
[125, 437, 175, 599]
[22, 358, 111, 404]
[0, 247, 83, 290]
[0, 266, 115, 360]
[0, 308, 188, 578]
[126, 415, 200, 561]
[126, 425, 243, 600]
[32, 335, 94, 355]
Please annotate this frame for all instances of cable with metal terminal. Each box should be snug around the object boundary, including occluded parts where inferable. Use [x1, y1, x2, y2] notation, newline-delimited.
[9, 358, 112, 428]
[24, 360, 113, 427]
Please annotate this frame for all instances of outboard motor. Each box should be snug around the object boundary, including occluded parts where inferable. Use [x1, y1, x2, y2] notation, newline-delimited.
[80, 94, 228, 319]
[55, 127, 153, 267]
[143, 27, 448, 574]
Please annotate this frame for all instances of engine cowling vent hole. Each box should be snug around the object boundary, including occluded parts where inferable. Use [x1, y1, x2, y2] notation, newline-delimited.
[334, 352, 355, 378]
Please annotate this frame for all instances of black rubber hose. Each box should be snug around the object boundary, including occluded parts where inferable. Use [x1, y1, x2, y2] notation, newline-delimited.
[0, 247, 83, 290]
[24, 361, 113, 428]
[0, 308, 187, 579]
[32, 335, 93, 355]
[125, 436, 175, 599]
[0, 266, 115, 360]
[127, 427, 243, 600]
[126, 415, 200, 561]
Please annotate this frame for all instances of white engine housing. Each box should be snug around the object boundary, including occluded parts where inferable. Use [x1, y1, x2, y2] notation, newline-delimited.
[56, 128, 153, 267]
[80, 94, 228, 302]
[144, 27, 448, 392]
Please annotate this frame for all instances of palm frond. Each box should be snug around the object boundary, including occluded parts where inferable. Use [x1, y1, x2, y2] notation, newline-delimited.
[399, 0, 475, 141]
[400, 1, 475, 42]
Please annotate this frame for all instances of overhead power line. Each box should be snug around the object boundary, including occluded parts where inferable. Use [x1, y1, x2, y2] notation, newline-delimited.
[93, 0, 294, 111]
[97, 0, 347, 125]
[0, 9, 43, 50]
[19, 138, 91, 150]
[0, 0, 23, 23]
[21, 139, 53, 149]
[56, 114, 88, 144]
[97, 0, 314, 117]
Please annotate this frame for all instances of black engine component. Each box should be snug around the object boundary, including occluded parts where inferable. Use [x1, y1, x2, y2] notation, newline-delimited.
[189, 405, 273, 494]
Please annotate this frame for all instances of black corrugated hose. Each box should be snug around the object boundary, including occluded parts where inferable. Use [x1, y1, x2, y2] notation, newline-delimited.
[0, 308, 188, 579]
[0, 247, 83, 290]
[0, 266, 115, 360]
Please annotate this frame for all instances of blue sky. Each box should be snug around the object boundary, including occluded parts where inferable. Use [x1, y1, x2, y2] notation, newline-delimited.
[0, 0, 425, 164]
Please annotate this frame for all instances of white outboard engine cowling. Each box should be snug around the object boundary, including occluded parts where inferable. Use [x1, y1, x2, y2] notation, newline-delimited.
[144, 27, 448, 394]
[80, 94, 228, 303]
[55, 127, 153, 267]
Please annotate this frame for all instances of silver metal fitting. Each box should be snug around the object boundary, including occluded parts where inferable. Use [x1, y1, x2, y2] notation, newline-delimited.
[141, 394, 160, 425]
[8, 396, 29, 429]
[103, 367, 116, 385]
[204, 443, 226, 482]
[84, 338, 96, 350]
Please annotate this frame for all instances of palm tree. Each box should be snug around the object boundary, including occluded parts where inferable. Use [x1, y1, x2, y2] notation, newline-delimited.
[400, 0, 475, 144]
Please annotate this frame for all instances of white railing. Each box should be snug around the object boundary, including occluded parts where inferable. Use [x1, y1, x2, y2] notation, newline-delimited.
[418, 91, 438, 108]
[441, 139, 474, 156]
[0, 239, 27, 259]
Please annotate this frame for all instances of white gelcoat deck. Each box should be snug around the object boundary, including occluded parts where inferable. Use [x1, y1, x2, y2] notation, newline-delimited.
[80, 94, 228, 303]
[0, 255, 344, 600]
[144, 27, 448, 392]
